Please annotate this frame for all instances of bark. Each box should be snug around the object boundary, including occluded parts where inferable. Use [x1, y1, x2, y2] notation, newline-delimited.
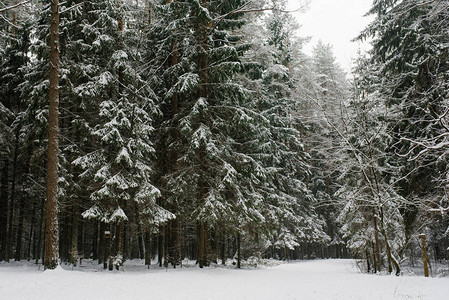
[146, 0, 151, 26]
[168, 219, 179, 267]
[104, 227, 112, 270]
[163, 224, 169, 267]
[372, 209, 381, 272]
[221, 232, 225, 265]
[11, 1, 17, 35]
[157, 229, 163, 267]
[98, 222, 105, 264]
[70, 197, 79, 265]
[144, 231, 151, 268]
[237, 233, 241, 269]
[44, 0, 60, 270]
[165, 0, 180, 269]
[371, 241, 377, 273]
[27, 200, 36, 260]
[92, 220, 98, 261]
[118, 0, 123, 32]
[6, 133, 19, 262]
[0, 161, 9, 260]
[366, 248, 371, 273]
[115, 220, 124, 269]
[35, 196, 45, 264]
[14, 196, 25, 261]
[198, 222, 206, 268]
[134, 204, 144, 260]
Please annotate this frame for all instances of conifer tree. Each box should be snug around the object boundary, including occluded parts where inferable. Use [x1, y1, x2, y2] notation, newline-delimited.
[72, 0, 173, 269]
[44, 0, 61, 270]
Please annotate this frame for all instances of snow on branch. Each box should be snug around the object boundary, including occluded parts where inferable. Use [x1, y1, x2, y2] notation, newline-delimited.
[0, 0, 31, 13]
[212, 0, 309, 28]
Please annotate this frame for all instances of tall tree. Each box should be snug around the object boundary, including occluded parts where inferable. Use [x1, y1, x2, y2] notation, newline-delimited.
[44, 0, 60, 269]
[358, 0, 449, 259]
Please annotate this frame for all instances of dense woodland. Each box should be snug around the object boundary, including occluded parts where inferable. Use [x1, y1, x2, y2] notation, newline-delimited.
[0, 0, 448, 274]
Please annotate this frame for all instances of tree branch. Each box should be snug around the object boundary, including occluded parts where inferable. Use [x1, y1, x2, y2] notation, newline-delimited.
[0, 0, 31, 13]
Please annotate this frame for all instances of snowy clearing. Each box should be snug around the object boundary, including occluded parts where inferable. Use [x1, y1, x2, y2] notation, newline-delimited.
[1, 259, 448, 300]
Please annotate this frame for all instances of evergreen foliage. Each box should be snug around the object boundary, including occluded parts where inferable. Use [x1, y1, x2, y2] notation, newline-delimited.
[2, 0, 448, 274]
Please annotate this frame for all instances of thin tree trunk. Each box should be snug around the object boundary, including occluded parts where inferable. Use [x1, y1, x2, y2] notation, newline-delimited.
[35, 196, 45, 264]
[0, 161, 9, 261]
[115, 220, 124, 269]
[371, 241, 377, 273]
[237, 232, 241, 269]
[11, 1, 17, 35]
[146, 0, 151, 26]
[157, 229, 162, 267]
[198, 222, 206, 268]
[379, 207, 400, 275]
[27, 200, 36, 260]
[70, 197, 79, 265]
[14, 196, 26, 261]
[163, 224, 169, 267]
[134, 204, 144, 260]
[6, 133, 19, 263]
[221, 231, 225, 265]
[92, 220, 98, 261]
[373, 208, 381, 272]
[44, 0, 60, 270]
[98, 222, 105, 264]
[144, 231, 151, 268]
[168, 219, 179, 267]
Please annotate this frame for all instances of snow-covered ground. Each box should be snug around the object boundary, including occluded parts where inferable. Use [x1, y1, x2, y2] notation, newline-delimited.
[1, 259, 448, 299]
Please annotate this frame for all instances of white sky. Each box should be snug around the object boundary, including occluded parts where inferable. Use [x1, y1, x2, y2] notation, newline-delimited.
[287, 0, 374, 72]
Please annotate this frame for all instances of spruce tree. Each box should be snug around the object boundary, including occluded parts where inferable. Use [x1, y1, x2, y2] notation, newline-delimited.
[72, 0, 173, 269]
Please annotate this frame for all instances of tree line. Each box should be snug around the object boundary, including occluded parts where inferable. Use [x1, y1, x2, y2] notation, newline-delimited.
[0, 0, 448, 274]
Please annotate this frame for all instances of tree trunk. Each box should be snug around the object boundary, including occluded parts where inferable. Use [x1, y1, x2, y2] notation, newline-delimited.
[35, 196, 45, 265]
[70, 198, 79, 265]
[0, 161, 9, 261]
[237, 233, 241, 269]
[44, 0, 60, 270]
[14, 196, 25, 261]
[134, 204, 144, 260]
[115, 220, 124, 269]
[27, 200, 36, 260]
[221, 232, 226, 265]
[99, 222, 105, 264]
[11, 1, 17, 35]
[168, 219, 179, 267]
[365, 247, 371, 273]
[198, 222, 206, 268]
[371, 241, 377, 273]
[379, 207, 400, 275]
[372, 209, 381, 272]
[6, 132, 19, 263]
[144, 231, 151, 268]
[157, 229, 163, 267]
[92, 220, 98, 261]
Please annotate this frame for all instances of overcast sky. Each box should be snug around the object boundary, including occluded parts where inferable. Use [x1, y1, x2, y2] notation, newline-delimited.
[287, 0, 374, 72]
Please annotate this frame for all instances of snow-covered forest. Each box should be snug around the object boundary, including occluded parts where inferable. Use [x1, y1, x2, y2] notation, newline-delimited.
[0, 0, 448, 280]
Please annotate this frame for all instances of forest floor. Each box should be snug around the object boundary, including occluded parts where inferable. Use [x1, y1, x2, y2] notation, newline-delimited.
[1, 258, 448, 299]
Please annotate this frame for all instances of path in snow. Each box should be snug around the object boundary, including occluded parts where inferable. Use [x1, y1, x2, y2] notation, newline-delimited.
[1, 259, 448, 299]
